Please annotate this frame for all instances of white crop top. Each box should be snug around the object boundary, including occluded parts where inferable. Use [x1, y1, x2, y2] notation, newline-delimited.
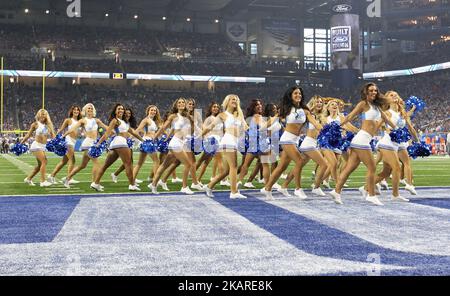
[114, 119, 129, 133]
[68, 118, 78, 131]
[35, 122, 49, 136]
[85, 118, 98, 132]
[145, 119, 158, 133]
[389, 110, 406, 129]
[172, 113, 187, 130]
[286, 107, 306, 124]
[224, 111, 242, 129]
[211, 116, 224, 132]
[361, 104, 381, 121]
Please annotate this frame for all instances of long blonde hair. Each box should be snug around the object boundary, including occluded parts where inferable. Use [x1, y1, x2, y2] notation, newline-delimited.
[307, 95, 325, 124]
[222, 94, 245, 123]
[35, 109, 55, 134]
[323, 99, 342, 118]
[146, 105, 162, 127]
[385, 90, 408, 119]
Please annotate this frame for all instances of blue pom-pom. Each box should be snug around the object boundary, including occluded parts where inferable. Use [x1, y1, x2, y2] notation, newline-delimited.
[47, 134, 68, 156]
[405, 96, 426, 119]
[297, 135, 306, 151]
[10, 143, 29, 156]
[157, 135, 169, 153]
[140, 139, 157, 153]
[203, 136, 219, 156]
[370, 139, 378, 152]
[88, 138, 108, 158]
[389, 127, 411, 144]
[127, 138, 134, 149]
[238, 132, 249, 155]
[340, 131, 354, 152]
[407, 141, 432, 159]
[317, 122, 343, 150]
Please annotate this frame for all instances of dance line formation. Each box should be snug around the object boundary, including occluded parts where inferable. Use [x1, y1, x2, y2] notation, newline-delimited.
[13, 83, 432, 205]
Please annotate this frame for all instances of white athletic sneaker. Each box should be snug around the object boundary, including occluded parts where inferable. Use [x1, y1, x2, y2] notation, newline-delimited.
[68, 179, 80, 185]
[90, 183, 104, 192]
[257, 178, 264, 184]
[111, 173, 118, 183]
[230, 192, 247, 199]
[358, 186, 368, 198]
[380, 180, 389, 190]
[375, 183, 381, 195]
[260, 188, 273, 200]
[244, 182, 255, 188]
[191, 183, 204, 191]
[281, 174, 288, 179]
[24, 177, 35, 186]
[180, 187, 194, 195]
[63, 178, 71, 189]
[272, 183, 281, 190]
[171, 177, 182, 183]
[157, 180, 169, 191]
[391, 195, 409, 202]
[47, 175, 56, 185]
[220, 179, 231, 187]
[400, 179, 407, 186]
[129, 184, 141, 191]
[294, 188, 308, 200]
[148, 183, 159, 194]
[312, 187, 326, 196]
[40, 181, 52, 187]
[404, 183, 417, 195]
[135, 178, 143, 184]
[204, 185, 214, 198]
[277, 187, 292, 197]
[329, 190, 343, 204]
[322, 180, 331, 189]
[366, 195, 384, 206]
[343, 183, 349, 188]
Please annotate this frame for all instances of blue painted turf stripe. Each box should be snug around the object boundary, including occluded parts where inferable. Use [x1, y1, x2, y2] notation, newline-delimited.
[212, 192, 450, 275]
[0, 196, 81, 244]
[410, 198, 450, 210]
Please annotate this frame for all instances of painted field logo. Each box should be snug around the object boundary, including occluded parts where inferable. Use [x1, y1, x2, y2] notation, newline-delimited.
[67, 0, 81, 18]
[332, 4, 352, 13]
[367, 0, 381, 18]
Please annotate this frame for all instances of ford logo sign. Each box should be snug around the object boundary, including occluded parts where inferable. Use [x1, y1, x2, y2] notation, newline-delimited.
[332, 4, 352, 13]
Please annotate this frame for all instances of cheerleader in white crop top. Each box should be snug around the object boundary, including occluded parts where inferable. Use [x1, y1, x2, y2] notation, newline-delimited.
[372, 91, 420, 201]
[21, 109, 56, 187]
[91, 104, 144, 192]
[48, 105, 82, 185]
[261, 87, 321, 201]
[130, 105, 162, 187]
[147, 98, 204, 195]
[330, 83, 397, 206]
[196, 102, 225, 184]
[202, 94, 248, 199]
[62, 103, 108, 189]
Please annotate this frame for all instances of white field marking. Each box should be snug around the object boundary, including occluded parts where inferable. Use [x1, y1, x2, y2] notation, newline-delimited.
[1, 154, 34, 173]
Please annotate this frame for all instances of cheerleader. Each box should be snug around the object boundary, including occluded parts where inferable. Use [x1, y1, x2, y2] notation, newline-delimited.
[47, 105, 82, 185]
[238, 99, 271, 187]
[196, 102, 224, 183]
[148, 97, 203, 195]
[127, 105, 162, 186]
[329, 83, 396, 205]
[203, 94, 248, 199]
[260, 87, 321, 200]
[110, 107, 139, 182]
[21, 109, 56, 187]
[369, 91, 419, 200]
[276, 96, 328, 198]
[320, 99, 358, 186]
[91, 104, 144, 191]
[62, 103, 108, 188]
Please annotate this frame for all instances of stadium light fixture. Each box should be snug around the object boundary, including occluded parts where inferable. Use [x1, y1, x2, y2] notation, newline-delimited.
[24, 8, 29, 14]
[186, 17, 191, 22]
[215, 19, 219, 23]
[45, 10, 50, 14]
[105, 13, 109, 17]
[134, 14, 138, 19]
[162, 16, 167, 20]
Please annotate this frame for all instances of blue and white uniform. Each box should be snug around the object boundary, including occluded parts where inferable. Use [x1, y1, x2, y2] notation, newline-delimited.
[65, 118, 78, 147]
[377, 109, 406, 151]
[279, 107, 306, 145]
[109, 119, 130, 150]
[219, 111, 242, 150]
[350, 104, 381, 150]
[81, 118, 98, 150]
[30, 122, 49, 152]
[168, 114, 188, 152]
[143, 119, 158, 141]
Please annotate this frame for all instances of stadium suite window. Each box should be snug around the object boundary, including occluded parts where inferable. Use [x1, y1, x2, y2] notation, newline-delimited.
[250, 43, 257, 55]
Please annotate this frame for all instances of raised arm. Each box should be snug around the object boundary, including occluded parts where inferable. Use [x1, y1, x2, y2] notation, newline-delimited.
[96, 118, 109, 131]
[20, 123, 37, 144]
[63, 119, 84, 137]
[305, 110, 323, 130]
[340, 101, 365, 126]
[405, 116, 419, 142]
[380, 110, 396, 129]
[339, 115, 359, 133]
[96, 119, 118, 146]
[406, 105, 416, 118]
[135, 118, 148, 135]
[153, 115, 175, 139]
[57, 118, 70, 135]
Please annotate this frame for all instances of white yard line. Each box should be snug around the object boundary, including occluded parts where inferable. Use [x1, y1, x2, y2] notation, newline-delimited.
[0, 154, 34, 173]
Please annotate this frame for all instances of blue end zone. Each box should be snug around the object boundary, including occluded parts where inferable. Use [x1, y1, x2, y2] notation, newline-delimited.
[410, 198, 450, 210]
[0, 196, 80, 244]
[213, 192, 450, 275]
